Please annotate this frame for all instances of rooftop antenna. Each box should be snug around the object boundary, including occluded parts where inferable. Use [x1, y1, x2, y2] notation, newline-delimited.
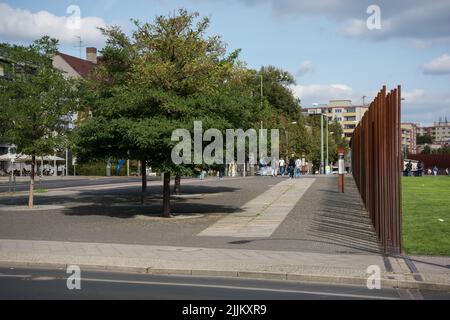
[73, 36, 85, 59]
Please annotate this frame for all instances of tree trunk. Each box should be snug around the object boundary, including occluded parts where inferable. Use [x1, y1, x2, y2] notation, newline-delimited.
[163, 172, 171, 218]
[141, 159, 147, 205]
[28, 154, 35, 209]
[174, 174, 181, 195]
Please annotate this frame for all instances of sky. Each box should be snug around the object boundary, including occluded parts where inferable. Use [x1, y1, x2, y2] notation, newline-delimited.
[1, 0, 449, 126]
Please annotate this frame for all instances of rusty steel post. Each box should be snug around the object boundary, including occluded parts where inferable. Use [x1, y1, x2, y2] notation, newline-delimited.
[351, 86, 402, 255]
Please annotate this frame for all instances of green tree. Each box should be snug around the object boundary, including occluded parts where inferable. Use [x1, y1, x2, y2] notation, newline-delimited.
[0, 37, 77, 208]
[417, 134, 433, 145]
[421, 145, 432, 155]
[73, 10, 257, 216]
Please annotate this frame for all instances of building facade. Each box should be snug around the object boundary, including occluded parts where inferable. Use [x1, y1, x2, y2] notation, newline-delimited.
[302, 100, 369, 139]
[401, 123, 419, 155]
[432, 120, 450, 143]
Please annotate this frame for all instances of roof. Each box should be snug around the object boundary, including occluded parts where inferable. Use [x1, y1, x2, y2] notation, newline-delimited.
[303, 105, 367, 110]
[57, 52, 96, 78]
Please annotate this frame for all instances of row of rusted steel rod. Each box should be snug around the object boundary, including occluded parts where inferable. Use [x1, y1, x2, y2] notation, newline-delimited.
[351, 85, 403, 254]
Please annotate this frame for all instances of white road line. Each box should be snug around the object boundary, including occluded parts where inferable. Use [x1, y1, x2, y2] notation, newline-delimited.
[76, 277, 399, 300]
[0, 273, 398, 299]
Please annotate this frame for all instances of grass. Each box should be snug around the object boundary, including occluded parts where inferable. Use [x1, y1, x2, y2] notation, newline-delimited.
[35, 188, 48, 193]
[402, 176, 450, 256]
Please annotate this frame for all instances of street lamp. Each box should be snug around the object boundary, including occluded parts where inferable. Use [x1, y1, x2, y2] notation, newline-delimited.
[320, 113, 329, 175]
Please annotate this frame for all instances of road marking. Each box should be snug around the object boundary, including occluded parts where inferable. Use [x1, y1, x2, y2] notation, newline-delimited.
[76, 277, 398, 300]
[0, 272, 399, 299]
[198, 178, 315, 237]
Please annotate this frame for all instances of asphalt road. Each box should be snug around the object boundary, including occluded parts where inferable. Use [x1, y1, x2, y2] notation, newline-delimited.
[2, 266, 448, 300]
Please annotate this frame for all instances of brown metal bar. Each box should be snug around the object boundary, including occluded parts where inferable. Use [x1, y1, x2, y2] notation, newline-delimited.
[351, 86, 402, 254]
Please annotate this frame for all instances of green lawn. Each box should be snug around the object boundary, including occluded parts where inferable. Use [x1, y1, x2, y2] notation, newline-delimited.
[403, 176, 450, 256]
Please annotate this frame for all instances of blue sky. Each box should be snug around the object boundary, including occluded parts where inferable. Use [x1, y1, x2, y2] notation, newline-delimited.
[1, 0, 450, 125]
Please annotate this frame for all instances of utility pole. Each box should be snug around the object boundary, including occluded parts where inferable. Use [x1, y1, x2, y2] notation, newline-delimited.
[320, 114, 324, 175]
[65, 148, 69, 176]
[326, 116, 329, 174]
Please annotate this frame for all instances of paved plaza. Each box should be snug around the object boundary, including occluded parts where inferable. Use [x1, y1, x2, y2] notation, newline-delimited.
[0, 175, 449, 291]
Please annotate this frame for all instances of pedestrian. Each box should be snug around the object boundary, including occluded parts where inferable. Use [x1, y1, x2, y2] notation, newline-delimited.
[405, 161, 413, 177]
[288, 154, 295, 179]
[445, 168, 450, 177]
[433, 165, 438, 176]
[218, 165, 224, 180]
[279, 158, 285, 176]
[417, 161, 424, 177]
[295, 157, 302, 178]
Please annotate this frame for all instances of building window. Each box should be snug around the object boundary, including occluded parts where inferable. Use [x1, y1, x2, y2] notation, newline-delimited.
[335, 109, 342, 113]
[346, 108, 356, 113]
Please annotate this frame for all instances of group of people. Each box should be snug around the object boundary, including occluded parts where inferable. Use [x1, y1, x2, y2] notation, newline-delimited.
[277, 155, 305, 178]
[405, 160, 449, 177]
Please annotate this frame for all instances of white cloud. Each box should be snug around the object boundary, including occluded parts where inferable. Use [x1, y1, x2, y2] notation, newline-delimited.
[291, 83, 449, 126]
[296, 60, 315, 77]
[291, 84, 355, 105]
[236, 0, 450, 43]
[0, 3, 107, 46]
[423, 54, 450, 75]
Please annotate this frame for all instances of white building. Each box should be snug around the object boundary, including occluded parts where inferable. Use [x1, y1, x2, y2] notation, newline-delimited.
[302, 100, 369, 139]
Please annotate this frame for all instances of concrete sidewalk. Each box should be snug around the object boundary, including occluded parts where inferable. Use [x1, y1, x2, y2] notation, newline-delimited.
[0, 239, 449, 291]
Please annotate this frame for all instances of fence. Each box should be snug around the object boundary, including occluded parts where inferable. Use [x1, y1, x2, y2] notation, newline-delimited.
[351, 86, 402, 254]
[408, 154, 450, 175]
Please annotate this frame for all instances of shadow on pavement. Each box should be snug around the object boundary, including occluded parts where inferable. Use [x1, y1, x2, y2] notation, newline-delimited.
[309, 177, 382, 254]
[0, 185, 243, 219]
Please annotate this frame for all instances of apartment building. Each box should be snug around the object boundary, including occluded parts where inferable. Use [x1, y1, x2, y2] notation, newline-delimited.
[432, 120, 450, 143]
[417, 119, 450, 143]
[401, 123, 419, 155]
[302, 100, 369, 139]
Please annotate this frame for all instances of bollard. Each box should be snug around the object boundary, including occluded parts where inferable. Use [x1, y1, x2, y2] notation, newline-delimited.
[338, 147, 345, 193]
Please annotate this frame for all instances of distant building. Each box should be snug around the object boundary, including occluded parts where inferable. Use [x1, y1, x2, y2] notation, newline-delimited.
[52, 47, 98, 126]
[302, 100, 369, 139]
[417, 119, 450, 145]
[432, 119, 450, 143]
[401, 123, 419, 155]
[52, 47, 97, 79]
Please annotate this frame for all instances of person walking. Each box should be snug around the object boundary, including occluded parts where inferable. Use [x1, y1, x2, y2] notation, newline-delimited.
[279, 158, 285, 176]
[295, 157, 302, 178]
[288, 154, 295, 179]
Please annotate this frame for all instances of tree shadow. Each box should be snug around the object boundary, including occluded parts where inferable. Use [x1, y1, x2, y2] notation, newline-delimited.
[0, 185, 242, 219]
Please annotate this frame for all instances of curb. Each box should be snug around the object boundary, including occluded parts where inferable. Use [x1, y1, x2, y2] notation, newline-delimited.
[1, 260, 449, 292]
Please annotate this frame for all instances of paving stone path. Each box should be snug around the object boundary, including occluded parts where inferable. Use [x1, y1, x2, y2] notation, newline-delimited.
[198, 179, 315, 238]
